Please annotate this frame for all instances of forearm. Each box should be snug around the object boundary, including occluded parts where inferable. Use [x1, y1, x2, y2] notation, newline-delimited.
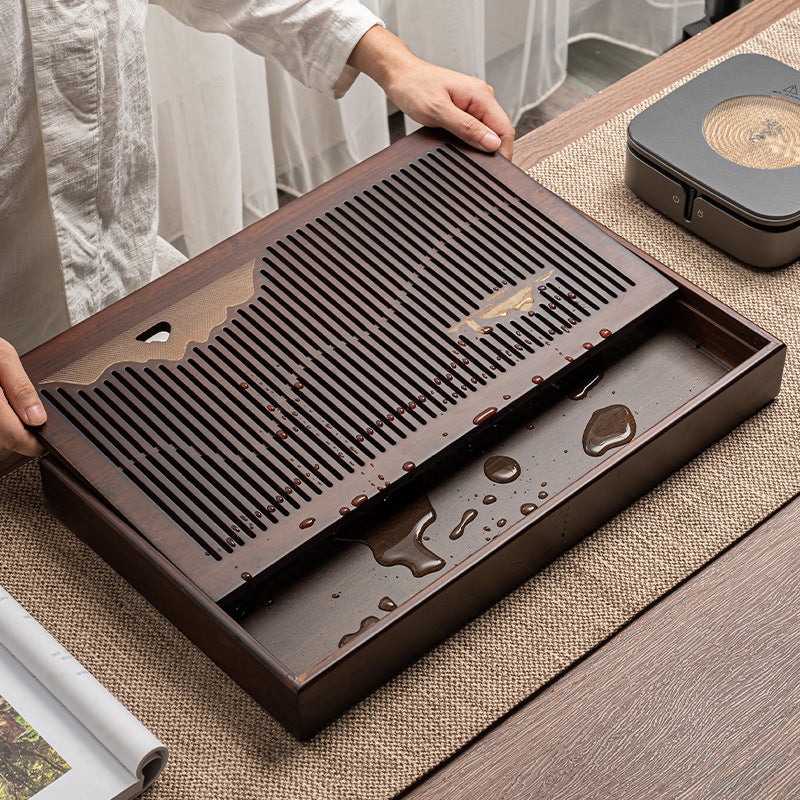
[347, 24, 416, 90]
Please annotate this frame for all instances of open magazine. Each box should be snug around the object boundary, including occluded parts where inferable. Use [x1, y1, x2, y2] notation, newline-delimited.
[0, 586, 167, 800]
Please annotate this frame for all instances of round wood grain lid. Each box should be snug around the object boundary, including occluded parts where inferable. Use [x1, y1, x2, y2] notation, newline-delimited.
[702, 94, 800, 170]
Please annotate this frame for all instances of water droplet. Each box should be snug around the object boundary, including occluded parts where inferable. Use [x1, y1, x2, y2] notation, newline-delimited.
[600, 328, 612, 338]
[532, 375, 543, 384]
[294, 381, 304, 390]
[348, 495, 445, 578]
[565, 356, 574, 362]
[240, 382, 249, 390]
[582, 404, 637, 457]
[483, 455, 521, 484]
[473, 407, 497, 425]
[241, 572, 253, 581]
[481, 326, 493, 334]
[352, 494, 368, 507]
[483, 495, 497, 505]
[299, 517, 315, 529]
[497, 519, 507, 528]
[276, 430, 288, 439]
[503, 394, 511, 400]
[521, 503, 538, 515]
[483, 525, 491, 532]
[538, 491, 548, 500]
[450, 509, 478, 540]
[331, 592, 340, 599]
[339, 506, 350, 515]
[378, 596, 397, 612]
[583, 342, 593, 350]
[339, 616, 379, 648]
[568, 370, 604, 401]
[226, 537, 237, 547]
[402, 461, 416, 472]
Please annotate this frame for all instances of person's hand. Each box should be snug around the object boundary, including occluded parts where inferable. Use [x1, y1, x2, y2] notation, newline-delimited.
[348, 26, 515, 160]
[0, 338, 46, 456]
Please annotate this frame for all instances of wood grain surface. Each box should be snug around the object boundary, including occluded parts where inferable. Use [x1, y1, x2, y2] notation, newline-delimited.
[400, 492, 800, 800]
[512, 0, 800, 171]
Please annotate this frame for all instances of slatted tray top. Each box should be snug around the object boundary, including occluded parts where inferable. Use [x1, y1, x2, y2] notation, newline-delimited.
[32, 133, 676, 603]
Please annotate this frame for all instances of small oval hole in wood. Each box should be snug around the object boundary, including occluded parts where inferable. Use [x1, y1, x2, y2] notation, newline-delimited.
[136, 321, 171, 344]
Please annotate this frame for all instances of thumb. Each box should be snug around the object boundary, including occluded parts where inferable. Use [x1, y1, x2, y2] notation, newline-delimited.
[438, 104, 502, 154]
[0, 339, 46, 427]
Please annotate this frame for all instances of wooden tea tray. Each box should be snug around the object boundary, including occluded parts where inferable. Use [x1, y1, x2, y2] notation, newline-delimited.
[24, 130, 675, 604]
[27, 132, 784, 738]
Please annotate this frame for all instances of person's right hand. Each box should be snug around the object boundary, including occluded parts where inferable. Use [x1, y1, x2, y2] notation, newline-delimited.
[0, 338, 46, 456]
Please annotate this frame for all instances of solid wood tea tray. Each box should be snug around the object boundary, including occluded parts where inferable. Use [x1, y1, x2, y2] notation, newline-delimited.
[25, 131, 675, 605]
[26, 131, 785, 737]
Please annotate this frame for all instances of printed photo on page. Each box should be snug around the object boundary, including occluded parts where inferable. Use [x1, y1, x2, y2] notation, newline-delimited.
[0, 697, 71, 800]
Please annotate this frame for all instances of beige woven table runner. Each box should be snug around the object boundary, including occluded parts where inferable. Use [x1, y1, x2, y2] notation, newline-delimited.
[2, 14, 799, 800]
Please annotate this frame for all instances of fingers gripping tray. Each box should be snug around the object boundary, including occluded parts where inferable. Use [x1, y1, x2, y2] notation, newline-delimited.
[25, 130, 785, 737]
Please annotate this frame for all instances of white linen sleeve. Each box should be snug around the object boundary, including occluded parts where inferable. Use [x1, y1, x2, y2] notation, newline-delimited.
[149, 0, 384, 97]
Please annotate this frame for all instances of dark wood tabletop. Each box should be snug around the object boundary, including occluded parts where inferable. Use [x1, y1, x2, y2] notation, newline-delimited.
[400, 1, 800, 797]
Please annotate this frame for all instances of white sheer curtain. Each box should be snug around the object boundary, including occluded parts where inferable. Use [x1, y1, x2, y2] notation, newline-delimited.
[145, 0, 704, 257]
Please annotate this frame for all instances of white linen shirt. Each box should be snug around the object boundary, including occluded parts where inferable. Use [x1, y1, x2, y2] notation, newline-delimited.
[0, 0, 381, 355]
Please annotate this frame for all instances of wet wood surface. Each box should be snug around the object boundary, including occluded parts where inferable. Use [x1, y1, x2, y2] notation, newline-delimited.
[405, 0, 800, 795]
[241, 319, 730, 674]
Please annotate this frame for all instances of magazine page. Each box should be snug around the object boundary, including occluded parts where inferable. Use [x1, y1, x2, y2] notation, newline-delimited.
[0, 586, 167, 800]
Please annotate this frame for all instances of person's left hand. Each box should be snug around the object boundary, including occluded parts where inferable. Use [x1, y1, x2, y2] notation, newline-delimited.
[348, 26, 515, 160]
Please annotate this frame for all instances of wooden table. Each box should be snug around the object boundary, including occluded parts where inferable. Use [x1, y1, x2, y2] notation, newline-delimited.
[401, 1, 800, 797]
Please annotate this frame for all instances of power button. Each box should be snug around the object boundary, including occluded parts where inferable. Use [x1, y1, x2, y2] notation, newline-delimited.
[625, 146, 688, 225]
